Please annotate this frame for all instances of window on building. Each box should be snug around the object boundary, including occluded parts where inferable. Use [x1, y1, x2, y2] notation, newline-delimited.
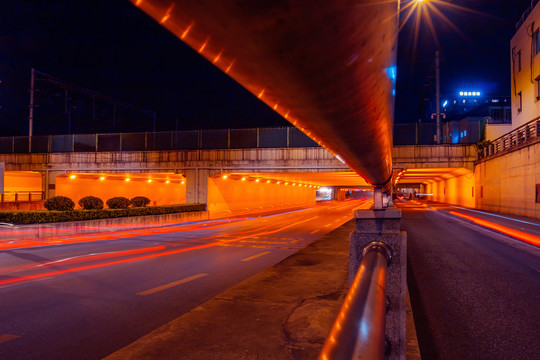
[505, 108, 511, 121]
[518, 91, 522, 112]
[536, 76, 540, 100]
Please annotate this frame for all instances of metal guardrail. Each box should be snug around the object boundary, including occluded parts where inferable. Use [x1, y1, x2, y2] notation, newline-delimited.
[0, 127, 319, 154]
[319, 242, 392, 360]
[477, 116, 540, 161]
[1, 192, 45, 202]
[516, 0, 539, 30]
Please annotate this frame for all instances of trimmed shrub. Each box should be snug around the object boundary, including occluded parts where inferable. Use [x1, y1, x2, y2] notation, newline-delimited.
[106, 197, 131, 209]
[131, 196, 151, 207]
[78, 196, 104, 210]
[44, 196, 75, 211]
[0, 204, 207, 224]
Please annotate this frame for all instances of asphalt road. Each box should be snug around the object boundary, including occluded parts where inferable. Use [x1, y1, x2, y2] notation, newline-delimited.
[0, 199, 367, 360]
[399, 200, 540, 360]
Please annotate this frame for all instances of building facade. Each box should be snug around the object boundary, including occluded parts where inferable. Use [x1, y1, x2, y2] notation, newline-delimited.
[511, 0, 540, 130]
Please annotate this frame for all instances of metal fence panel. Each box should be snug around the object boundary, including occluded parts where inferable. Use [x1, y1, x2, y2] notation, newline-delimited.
[98, 134, 121, 151]
[393, 124, 417, 145]
[0, 137, 12, 154]
[147, 132, 173, 151]
[230, 128, 257, 148]
[259, 127, 287, 148]
[74, 134, 96, 152]
[13, 137, 29, 153]
[51, 135, 73, 152]
[289, 128, 318, 147]
[173, 130, 199, 150]
[122, 133, 146, 151]
[201, 129, 228, 149]
[32, 136, 49, 153]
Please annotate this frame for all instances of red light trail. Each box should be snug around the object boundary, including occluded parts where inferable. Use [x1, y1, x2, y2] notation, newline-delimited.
[449, 211, 540, 247]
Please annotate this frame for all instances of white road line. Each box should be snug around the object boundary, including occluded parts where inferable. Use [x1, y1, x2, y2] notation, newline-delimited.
[323, 224, 332, 227]
[0, 334, 20, 344]
[241, 251, 270, 262]
[137, 273, 208, 296]
[309, 229, 320, 234]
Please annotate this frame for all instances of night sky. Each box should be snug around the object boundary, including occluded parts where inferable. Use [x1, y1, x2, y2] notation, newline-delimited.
[0, 0, 534, 135]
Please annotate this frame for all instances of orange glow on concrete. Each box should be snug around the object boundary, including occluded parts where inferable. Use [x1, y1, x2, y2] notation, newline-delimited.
[258, 89, 265, 98]
[56, 173, 186, 207]
[449, 211, 540, 247]
[4, 171, 42, 193]
[208, 175, 315, 215]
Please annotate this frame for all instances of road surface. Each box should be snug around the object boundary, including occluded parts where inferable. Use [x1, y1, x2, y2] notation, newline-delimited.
[400, 200, 540, 360]
[0, 199, 367, 360]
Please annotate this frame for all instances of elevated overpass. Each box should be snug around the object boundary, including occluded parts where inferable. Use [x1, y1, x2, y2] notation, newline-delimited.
[0, 128, 476, 213]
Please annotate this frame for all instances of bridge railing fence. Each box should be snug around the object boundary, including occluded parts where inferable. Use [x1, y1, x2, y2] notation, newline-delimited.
[394, 120, 484, 145]
[477, 116, 540, 161]
[0, 127, 319, 154]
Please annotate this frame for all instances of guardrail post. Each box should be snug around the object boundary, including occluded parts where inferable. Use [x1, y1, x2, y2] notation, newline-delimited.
[349, 207, 407, 359]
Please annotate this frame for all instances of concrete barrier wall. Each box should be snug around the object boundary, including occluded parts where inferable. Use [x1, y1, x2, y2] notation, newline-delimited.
[475, 142, 540, 218]
[0, 210, 209, 240]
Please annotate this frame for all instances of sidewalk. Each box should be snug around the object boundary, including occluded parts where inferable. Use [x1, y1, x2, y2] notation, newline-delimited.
[105, 219, 421, 360]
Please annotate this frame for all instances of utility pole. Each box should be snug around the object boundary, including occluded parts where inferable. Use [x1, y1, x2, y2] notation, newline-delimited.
[28, 68, 35, 152]
[435, 51, 441, 144]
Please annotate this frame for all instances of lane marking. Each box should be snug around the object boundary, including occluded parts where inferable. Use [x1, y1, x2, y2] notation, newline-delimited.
[137, 273, 208, 296]
[323, 224, 332, 227]
[0, 334, 20, 344]
[310, 230, 320, 234]
[241, 251, 270, 262]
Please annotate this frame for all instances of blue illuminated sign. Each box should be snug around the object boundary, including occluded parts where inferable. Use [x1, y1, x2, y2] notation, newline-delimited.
[459, 91, 481, 97]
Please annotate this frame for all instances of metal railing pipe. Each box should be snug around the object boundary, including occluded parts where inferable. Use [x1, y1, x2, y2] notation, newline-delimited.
[319, 242, 391, 360]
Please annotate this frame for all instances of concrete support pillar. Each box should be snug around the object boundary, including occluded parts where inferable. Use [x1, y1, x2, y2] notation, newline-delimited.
[184, 169, 220, 204]
[42, 170, 65, 199]
[350, 208, 407, 359]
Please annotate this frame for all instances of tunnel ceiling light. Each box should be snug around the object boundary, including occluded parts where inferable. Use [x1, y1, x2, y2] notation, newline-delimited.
[148, 179, 152, 183]
[126, 178, 130, 182]
[166, 180, 170, 184]
[181, 181, 185, 184]
[222, 175, 228, 179]
[70, 175, 76, 179]
[100, 177, 105, 181]
[266, 180, 270, 183]
[285, 182, 289, 185]
[255, 178, 260, 182]
[241, 177, 246, 181]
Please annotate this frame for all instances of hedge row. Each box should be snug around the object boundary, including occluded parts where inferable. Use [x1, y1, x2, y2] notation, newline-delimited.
[0, 204, 207, 225]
